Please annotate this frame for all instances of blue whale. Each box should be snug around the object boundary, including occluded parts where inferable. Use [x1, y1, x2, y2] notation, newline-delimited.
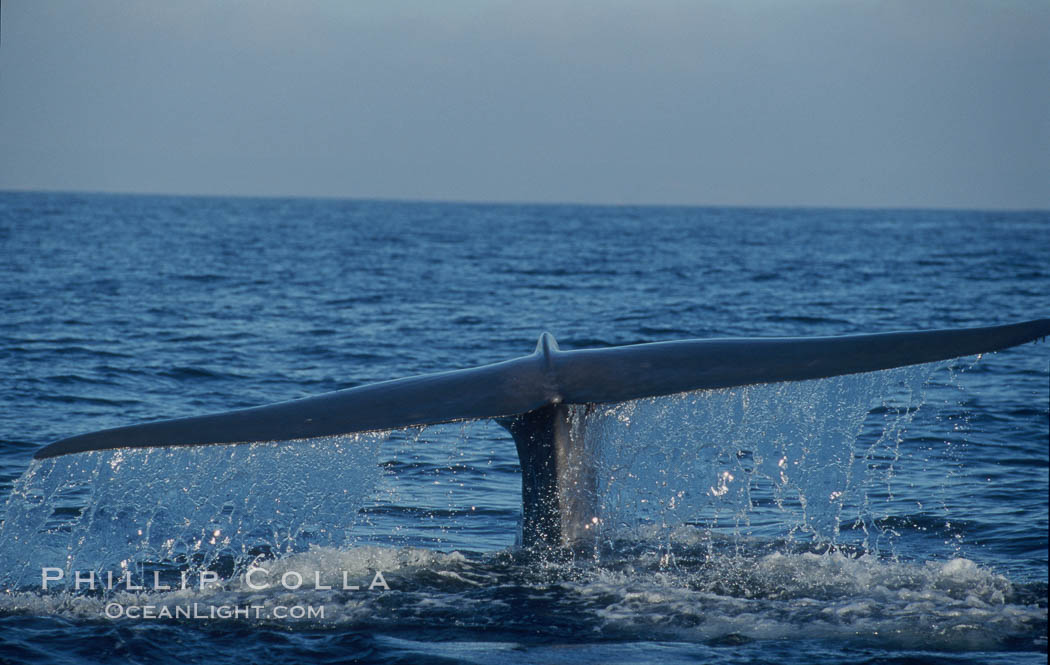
[34, 319, 1050, 549]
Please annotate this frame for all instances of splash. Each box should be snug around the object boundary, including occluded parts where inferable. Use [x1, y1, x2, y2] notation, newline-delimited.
[0, 361, 1044, 652]
[0, 433, 387, 590]
[588, 364, 946, 553]
[2, 541, 1040, 652]
[0, 363, 958, 592]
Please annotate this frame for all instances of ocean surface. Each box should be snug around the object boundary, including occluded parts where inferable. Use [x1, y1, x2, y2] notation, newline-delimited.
[0, 192, 1046, 664]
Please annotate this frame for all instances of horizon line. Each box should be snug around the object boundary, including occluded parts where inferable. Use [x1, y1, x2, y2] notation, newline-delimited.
[1, 186, 1048, 215]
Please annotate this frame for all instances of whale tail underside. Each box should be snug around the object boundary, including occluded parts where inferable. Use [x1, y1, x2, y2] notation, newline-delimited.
[31, 318, 1050, 548]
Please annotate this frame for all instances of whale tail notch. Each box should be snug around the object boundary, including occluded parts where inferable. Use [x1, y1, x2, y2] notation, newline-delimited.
[32, 318, 1050, 549]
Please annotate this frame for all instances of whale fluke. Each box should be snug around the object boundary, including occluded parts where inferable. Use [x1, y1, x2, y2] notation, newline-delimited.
[32, 318, 1050, 549]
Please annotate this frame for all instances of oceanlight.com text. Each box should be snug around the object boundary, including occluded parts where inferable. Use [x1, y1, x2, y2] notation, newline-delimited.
[103, 602, 325, 620]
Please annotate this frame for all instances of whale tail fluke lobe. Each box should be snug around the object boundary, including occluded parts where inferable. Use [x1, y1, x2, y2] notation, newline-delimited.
[31, 318, 1050, 549]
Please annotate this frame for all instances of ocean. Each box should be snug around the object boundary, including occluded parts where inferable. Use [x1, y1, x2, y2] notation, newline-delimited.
[0, 192, 1046, 664]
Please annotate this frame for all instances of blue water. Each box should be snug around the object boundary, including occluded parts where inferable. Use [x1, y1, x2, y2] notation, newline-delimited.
[0, 192, 1046, 664]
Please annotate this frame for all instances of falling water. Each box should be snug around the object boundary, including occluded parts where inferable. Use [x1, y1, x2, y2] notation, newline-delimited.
[588, 364, 943, 553]
[0, 362, 1043, 653]
[0, 433, 387, 590]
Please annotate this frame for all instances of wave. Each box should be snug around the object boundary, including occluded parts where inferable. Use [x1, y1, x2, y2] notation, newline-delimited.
[0, 542, 1043, 652]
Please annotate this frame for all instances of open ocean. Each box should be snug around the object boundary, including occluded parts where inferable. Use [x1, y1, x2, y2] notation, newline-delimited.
[0, 191, 1046, 664]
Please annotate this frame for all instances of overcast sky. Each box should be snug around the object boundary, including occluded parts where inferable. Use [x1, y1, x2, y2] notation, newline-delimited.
[1, 1, 1047, 209]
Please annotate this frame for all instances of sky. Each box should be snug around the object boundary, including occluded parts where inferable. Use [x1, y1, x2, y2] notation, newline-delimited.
[1, 1, 1047, 209]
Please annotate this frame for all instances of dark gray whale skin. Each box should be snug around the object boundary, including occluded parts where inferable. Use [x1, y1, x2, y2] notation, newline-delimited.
[33, 319, 1050, 549]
